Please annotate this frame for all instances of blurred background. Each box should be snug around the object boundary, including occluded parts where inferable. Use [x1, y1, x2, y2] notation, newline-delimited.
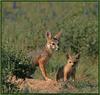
[1, 2, 98, 93]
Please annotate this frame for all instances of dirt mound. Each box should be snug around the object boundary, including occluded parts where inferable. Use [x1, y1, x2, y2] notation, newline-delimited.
[7, 76, 62, 93]
[24, 79, 61, 93]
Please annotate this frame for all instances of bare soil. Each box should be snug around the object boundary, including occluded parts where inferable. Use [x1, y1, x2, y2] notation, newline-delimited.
[7, 75, 63, 93]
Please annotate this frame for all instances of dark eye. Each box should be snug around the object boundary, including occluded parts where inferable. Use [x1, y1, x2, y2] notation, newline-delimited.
[52, 43, 55, 45]
[69, 61, 72, 63]
[74, 62, 77, 64]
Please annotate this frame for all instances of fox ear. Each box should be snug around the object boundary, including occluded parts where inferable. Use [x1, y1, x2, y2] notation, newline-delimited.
[46, 32, 52, 40]
[66, 53, 72, 59]
[54, 32, 62, 40]
[75, 53, 80, 59]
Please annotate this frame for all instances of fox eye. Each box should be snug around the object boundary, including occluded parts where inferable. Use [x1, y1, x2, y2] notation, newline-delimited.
[74, 62, 77, 64]
[69, 61, 72, 63]
[52, 43, 55, 45]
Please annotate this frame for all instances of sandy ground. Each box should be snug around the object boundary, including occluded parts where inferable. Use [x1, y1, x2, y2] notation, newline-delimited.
[7, 75, 63, 93]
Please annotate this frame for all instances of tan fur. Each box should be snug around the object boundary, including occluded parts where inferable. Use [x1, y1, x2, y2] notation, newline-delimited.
[28, 31, 61, 81]
[56, 53, 80, 81]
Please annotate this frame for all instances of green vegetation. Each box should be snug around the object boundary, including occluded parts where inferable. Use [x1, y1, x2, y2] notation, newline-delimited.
[1, 2, 98, 93]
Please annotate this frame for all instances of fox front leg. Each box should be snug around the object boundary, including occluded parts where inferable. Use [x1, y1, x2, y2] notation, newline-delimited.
[71, 69, 76, 81]
[38, 61, 51, 81]
[64, 71, 68, 81]
[71, 73, 76, 82]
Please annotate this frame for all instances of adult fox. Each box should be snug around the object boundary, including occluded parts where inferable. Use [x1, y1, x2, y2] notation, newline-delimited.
[27, 31, 62, 81]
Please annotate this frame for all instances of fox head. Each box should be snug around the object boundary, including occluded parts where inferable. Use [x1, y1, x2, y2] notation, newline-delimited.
[66, 53, 80, 66]
[45, 31, 62, 51]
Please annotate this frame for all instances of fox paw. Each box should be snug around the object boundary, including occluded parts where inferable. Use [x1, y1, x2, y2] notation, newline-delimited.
[45, 78, 52, 81]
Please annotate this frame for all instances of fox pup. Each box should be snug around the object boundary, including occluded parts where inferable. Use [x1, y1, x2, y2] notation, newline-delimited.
[56, 53, 80, 81]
